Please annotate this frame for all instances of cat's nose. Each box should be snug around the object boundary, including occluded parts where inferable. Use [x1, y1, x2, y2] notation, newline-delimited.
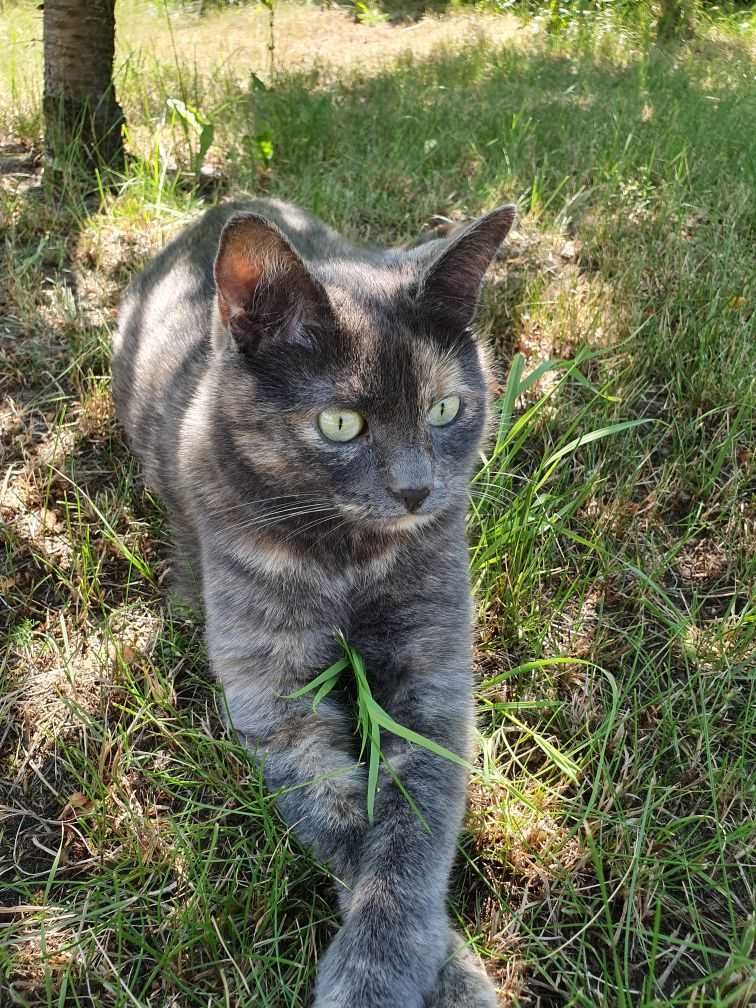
[386, 451, 432, 513]
[390, 486, 430, 513]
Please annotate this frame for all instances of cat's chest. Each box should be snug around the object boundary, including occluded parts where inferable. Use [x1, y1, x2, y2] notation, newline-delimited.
[226, 530, 403, 622]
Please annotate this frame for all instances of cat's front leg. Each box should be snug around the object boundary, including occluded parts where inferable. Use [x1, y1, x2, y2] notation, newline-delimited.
[201, 552, 367, 881]
[231, 685, 368, 881]
[313, 677, 472, 1008]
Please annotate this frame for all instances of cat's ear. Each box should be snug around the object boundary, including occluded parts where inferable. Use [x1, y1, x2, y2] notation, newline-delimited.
[214, 212, 328, 353]
[417, 204, 516, 331]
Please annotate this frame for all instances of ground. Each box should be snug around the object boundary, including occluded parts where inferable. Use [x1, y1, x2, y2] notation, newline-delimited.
[0, 2, 754, 1006]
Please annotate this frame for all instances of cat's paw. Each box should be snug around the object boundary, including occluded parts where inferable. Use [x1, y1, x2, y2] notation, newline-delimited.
[425, 933, 497, 1008]
[313, 971, 424, 1008]
[313, 927, 425, 1008]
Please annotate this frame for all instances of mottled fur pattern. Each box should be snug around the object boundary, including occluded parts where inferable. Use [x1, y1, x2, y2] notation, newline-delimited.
[113, 197, 515, 1007]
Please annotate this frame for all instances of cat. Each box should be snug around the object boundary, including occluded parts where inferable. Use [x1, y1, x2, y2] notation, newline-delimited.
[112, 196, 515, 1008]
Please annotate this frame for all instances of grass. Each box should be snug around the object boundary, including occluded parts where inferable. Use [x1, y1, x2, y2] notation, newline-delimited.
[1, 1, 755, 1005]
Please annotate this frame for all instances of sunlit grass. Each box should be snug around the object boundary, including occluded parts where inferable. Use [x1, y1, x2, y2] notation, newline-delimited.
[1, 3, 754, 1005]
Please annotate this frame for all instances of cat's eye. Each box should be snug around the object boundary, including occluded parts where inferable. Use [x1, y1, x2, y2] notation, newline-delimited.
[318, 408, 365, 442]
[427, 395, 461, 427]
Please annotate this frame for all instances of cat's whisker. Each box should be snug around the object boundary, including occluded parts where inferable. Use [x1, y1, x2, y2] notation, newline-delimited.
[220, 508, 334, 536]
[209, 497, 316, 519]
[468, 491, 514, 504]
[314, 516, 351, 548]
[470, 484, 514, 494]
[221, 498, 334, 518]
[225, 504, 337, 535]
[471, 479, 528, 495]
[467, 503, 511, 518]
[399, 512, 439, 543]
[208, 492, 327, 518]
[241, 502, 338, 526]
[468, 504, 510, 517]
[470, 478, 525, 491]
[280, 510, 343, 545]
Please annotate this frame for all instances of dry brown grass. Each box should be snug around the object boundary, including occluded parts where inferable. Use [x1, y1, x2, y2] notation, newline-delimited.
[119, 3, 522, 80]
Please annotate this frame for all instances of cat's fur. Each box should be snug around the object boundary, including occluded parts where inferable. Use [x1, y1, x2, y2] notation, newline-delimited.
[112, 197, 515, 1008]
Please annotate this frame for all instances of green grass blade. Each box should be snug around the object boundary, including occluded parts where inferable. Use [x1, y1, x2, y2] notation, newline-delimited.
[367, 719, 380, 823]
[502, 712, 580, 782]
[481, 656, 601, 690]
[51, 467, 154, 581]
[539, 419, 651, 474]
[381, 753, 430, 833]
[311, 675, 340, 710]
[284, 658, 348, 700]
[495, 351, 525, 440]
[368, 701, 471, 770]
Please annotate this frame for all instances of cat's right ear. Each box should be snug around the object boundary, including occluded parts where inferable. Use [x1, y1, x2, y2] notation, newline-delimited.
[214, 212, 328, 354]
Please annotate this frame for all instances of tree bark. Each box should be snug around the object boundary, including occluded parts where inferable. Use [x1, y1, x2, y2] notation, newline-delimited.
[657, 0, 696, 42]
[43, 0, 125, 178]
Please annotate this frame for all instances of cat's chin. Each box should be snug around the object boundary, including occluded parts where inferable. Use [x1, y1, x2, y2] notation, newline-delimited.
[383, 512, 437, 533]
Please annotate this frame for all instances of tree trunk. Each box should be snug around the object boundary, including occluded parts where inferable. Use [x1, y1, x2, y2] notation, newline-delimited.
[657, 0, 696, 42]
[43, 0, 125, 180]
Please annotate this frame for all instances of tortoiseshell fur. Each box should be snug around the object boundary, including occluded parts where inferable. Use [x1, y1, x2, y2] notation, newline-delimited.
[113, 197, 515, 1007]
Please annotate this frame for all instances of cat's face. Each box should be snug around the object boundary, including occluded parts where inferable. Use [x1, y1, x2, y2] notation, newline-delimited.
[212, 207, 514, 536]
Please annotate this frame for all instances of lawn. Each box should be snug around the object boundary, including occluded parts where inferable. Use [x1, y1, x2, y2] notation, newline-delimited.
[1, 2, 754, 1006]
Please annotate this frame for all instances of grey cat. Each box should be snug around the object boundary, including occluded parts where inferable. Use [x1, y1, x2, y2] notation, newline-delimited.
[112, 196, 515, 1007]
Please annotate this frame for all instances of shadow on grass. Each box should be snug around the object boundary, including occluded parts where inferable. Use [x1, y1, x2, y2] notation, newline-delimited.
[1, 26, 754, 1006]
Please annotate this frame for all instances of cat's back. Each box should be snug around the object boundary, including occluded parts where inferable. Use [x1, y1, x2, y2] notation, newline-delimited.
[112, 204, 225, 473]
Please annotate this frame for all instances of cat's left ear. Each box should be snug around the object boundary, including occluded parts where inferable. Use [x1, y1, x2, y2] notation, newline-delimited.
[417, 204, 516, 331]
[214, 212, 329, 354]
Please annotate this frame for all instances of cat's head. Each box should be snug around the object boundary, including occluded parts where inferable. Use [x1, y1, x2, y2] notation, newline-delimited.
[210, 205, 515, 537]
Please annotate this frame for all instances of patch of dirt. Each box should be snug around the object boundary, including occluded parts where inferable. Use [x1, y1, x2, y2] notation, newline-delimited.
[675, 537, 730, 588]
[10, 621, 115, 764]
[7, 927, 87, 999]
[478, 219, 628, 400]
[0, 142, 41, 197]
[545, 586, 605, 662]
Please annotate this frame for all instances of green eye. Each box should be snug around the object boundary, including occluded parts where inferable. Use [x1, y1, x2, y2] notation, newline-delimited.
[427, 395, 461, 427]
[318, 408, 365, 442]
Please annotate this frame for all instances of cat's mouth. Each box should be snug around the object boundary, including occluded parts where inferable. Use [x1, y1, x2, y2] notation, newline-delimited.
[382, 512, 436, 533]
[336, 499, 437, 534]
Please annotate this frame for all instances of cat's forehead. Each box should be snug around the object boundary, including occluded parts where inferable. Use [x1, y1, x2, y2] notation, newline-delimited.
[323, 292, 469, 406]
[320, 268, 474, 400]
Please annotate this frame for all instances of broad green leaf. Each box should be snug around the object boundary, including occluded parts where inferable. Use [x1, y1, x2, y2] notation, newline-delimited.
[198, 122, 214, 164]
[167, 97, 208, 135]
[256, 131, 274, 163]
